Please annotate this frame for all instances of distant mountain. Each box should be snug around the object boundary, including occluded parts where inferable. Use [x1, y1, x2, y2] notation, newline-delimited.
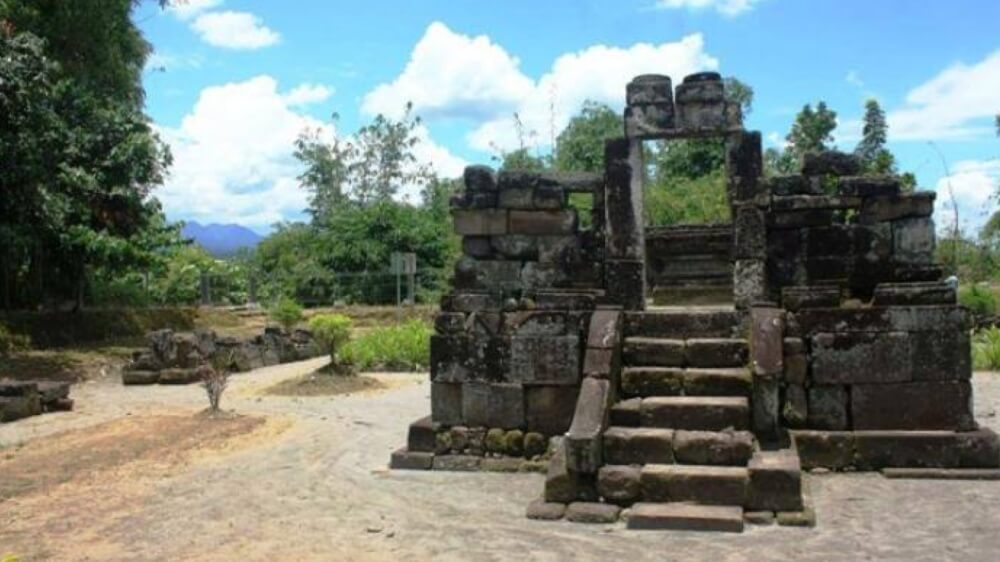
[182, 221, 263, 257]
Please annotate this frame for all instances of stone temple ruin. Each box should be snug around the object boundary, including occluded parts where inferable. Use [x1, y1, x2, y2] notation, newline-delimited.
[389, 72, 1000, 531]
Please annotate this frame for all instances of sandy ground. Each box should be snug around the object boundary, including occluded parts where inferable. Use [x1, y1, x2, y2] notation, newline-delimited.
[1, 361, 1000, 561]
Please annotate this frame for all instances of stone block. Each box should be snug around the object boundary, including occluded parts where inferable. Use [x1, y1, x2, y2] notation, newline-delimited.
[734, 205, 766, 258]
[860, 192, 935, 223]
[782, 384, 808, 428]
[957, 428, 1000, 468]
[407, 416, 440, 453]
[625, 103, 676, 139]
[872, 282, 956, 306]
[582, 348, 616, 378]
[390, 448, 433, 470]
[587, 309, 623, 349]
[453, 209, 507, 236]
[684, 368, 753, 397]
[497, 187, 534, 209]
[837, 176, 901, 197]
[525, 385, 580, 436]
[0, 395, 42, 422]
[807, 386, 848, 430]
[810, 332, 911, 385]
[851, 381, 974, 431]
[464, 164, 497, 192]
[909, 329, 971, 381]
[747, 451, 803, 511]
[641, 396, 749, 431]
[545, 442, 579, 503]
[510, 335, 580, 385]
[784, 354, 807, 385]
[433, 313, 466, 335]
[673, 430, 754, 465]
[734, 260, 766, 309]
[640, 464, 749, 505]
[806, 225, 853, 257]
[462, 236, 493, 258]
[490, 235, 537, 259]
[790, 306, 971, 335]
[801, 151, 862, 176]
[854, 428, 1000, 469]
[565, 377, 610, 473]
[623, 338, 684, 368]
[791, 430, 855, 470]
[603, 427, 674, 465]
[508, 210, 576, 235]
[621, 367, 684, 397]
[610, 398, 641, 426]
[566, 502, 621, 524]
[429, 335, 470, 383]
[604, 138, 644, 260]
[533, 291, 599, 311]
[766, 175, 821, 196]
[432, 455, 482, 471]
[893, 216, 936, 264]
[122, 370, 160, 385]
[453, 258, 522, 292]
[685, 338, 748, 368]
[627, 503, 744, 532]
[750, 307, 784, 376]
[440, 292, 500, 313]
[462, 382, 525, 429]
[526, 500, 566, 521]
[158, 368, 201, 385]
[769, 209, 835, 229]
[597, 465, 642, 505]
[605, 260, 646, 311]
[780, 286, 840, 312]
[431, 382, 463, 426]
[626, 74, 673, 105]
[772, 195, 861, 211]
[727, 130, 763, 180]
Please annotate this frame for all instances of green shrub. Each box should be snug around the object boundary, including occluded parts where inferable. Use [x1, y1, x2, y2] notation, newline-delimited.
[309, 314, 353, 364]
[973, 327, 1000, 370]
[0, 323, 30, 357]
[340, 320, 431, 372]
[269, 297, 304, 331]
[959, 284, 997, 318]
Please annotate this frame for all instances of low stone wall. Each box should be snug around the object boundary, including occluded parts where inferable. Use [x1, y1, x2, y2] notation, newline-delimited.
[0, 380, 73, 423]
[122, 327, 322, 385]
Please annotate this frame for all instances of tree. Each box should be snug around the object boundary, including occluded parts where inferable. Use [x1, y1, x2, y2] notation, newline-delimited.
[786, 102, 838, 158]
[855, 99, 889, 171]
[553, 101, 620, 173]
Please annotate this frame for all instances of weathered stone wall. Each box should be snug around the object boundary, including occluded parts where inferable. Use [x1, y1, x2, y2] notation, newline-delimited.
[430, 167, 606, 435]
[765, 152, 939, 302]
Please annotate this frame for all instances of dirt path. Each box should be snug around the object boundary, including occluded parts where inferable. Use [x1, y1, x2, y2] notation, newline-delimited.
[2, 363, 1000, 561]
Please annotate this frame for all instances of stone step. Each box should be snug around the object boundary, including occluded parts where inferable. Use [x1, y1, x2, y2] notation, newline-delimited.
[626, 503, 744, 532]
[625, 309, 741, 339]
[623, 337, 748, 368]
[640, 396, 750, 430]
[621, 367, 751, 398]
[641, 464, 749, 505]
[603, 427, 754, 466]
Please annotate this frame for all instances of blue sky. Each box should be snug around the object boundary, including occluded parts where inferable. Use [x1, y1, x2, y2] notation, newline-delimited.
[137, 0, 1000, 234]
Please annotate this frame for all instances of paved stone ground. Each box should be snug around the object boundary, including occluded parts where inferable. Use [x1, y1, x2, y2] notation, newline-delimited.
[1, 361, 999, 561]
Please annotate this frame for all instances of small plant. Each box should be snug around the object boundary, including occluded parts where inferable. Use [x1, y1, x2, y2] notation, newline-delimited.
[199, 363, 230, 414]
[0, 323, 30, 358]
[269, 297, 304, 332]
[309, 314, 354, 372]
[339, 320, 431, 372]
[959, 284, 997, 319]
[973, 327, 1000, 371]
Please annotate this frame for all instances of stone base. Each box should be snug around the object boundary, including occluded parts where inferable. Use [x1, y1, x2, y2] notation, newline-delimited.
[792, 428, 1000, 470]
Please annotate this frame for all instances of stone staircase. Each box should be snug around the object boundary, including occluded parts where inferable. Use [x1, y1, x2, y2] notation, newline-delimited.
[596, 307, 805, 531]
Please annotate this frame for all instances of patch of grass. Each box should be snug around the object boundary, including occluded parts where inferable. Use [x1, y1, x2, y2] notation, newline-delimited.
[340, 320, 431, 372]
[973, 327, 1000, 371]
[960, 284, 997, 319]
[264, 373, 385, 396]
[0, 307, 196, 348]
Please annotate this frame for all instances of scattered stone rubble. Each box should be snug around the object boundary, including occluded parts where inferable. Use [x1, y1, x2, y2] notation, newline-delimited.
[122, 327, 322, 385]
[0, 380, 73, 423]
[390, 72, 1000, 532]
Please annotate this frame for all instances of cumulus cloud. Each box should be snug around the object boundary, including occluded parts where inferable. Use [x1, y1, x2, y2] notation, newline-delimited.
[166, 0, 223, 20]
[654, 0, 763, 17]
[156, 76, 331, 232]
[934, 159, 1000, 232]
[363, 23, 718, 154]
[157, 76, 466, 229]
[362, 22, 534, 121]
[283, 83, 335, 107]
[191, 11, 281, 50]
[887, 50, 1000, 141]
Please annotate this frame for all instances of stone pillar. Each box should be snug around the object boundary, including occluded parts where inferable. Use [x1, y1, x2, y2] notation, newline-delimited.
[604, 138, 646, 310]
[750, 306, 784, 442]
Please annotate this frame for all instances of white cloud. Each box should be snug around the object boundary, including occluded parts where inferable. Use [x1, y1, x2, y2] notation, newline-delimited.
[166, 0, 223, 20]
[934, 159, 1000, 232]
[654, 0, 763, 17]
[362, 22, 534, 120]
[191, 11, 280, 50]
[364, 23, 718, 154]
[283, 84, 334, 107]
[468, 34, 719, 152]
[887, 50, 1000, 141]
[157, 76, 332, 232]
[157, 76, 467, 230]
